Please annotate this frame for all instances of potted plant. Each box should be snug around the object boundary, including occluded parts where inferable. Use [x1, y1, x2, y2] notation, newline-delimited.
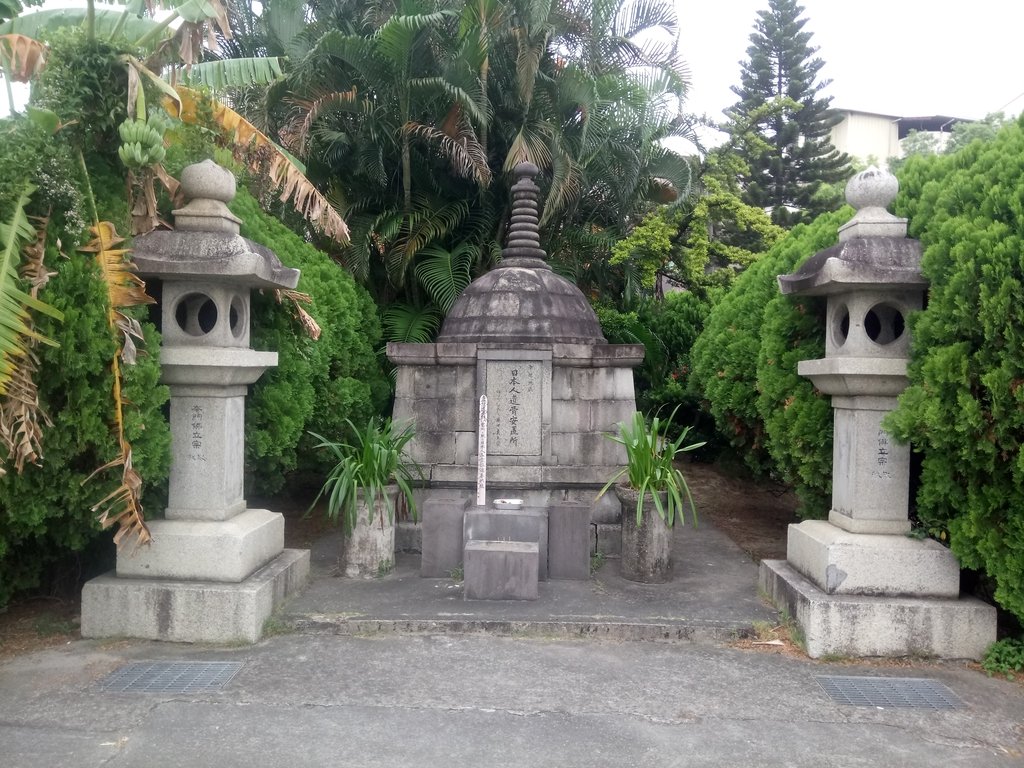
[597, 407, 704, 583]
[310, 417, 421, 578]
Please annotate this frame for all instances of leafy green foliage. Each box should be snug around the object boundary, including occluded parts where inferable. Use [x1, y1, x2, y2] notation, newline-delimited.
[635, 292, 717, 441]
[0, 0, 23, 26]
[186, 56, 285, 91]
[382, 301, 442, 344]
[982, 638, 1024, 680]
[690, 206, 850, 508]
[676, 174, 784, 294]
[310, 417, 421, 534]
[415, 242, 474, 313]
[725, 0, 850, 225]
[610, 209, 680, 292]
[594, 303, 668, 402]
[0, 116, 87, 237]
[273, 0, 695, 314]
[887, 117, 1024, 622]
[597, 407, 704, 527]
[31, 29, 128, 153]
[0, 248, 170, 609]
[689, 235, 795, 473]
[0, 116, 170, 609]
[229, 187, 390, 495]
[754, 209, 851, 515]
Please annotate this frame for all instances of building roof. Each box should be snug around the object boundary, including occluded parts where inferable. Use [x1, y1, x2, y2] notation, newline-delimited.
[834, 108, 973, 139]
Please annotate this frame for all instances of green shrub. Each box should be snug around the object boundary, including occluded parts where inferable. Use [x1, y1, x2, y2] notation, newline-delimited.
[755, 209, 851, 516]
[0, 113, 171, 609]
[690, 207, 850, 512]
[594, 304, 668, 401]
[229, 188, 390, 495]
[636, 293, 716, 444]
[982, 637, 1024, 680]
[887, 117, 1024, 622]
[689, 232, 797, 473]
[0, 244, 170, 609]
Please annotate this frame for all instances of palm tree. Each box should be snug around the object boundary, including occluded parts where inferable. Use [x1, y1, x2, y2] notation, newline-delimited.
[264, 0, 696, 325]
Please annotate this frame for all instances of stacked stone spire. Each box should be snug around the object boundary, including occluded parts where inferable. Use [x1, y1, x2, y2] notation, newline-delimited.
[502, 162, 549, 268]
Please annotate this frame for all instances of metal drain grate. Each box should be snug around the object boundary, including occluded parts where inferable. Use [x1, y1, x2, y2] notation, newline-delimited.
[816, 676, 963, 709]
[100, 661, 244, 694]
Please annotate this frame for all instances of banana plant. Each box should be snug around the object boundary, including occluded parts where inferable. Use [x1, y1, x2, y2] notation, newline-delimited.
[79, 221, 155, 549]
[0, 183, 64, 476]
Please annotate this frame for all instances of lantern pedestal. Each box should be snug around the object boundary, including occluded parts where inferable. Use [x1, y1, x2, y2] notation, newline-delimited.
[760, 559, 997, 659]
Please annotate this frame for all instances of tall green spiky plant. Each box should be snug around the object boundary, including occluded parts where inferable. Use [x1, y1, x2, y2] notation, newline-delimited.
[597, 407, 704, 527]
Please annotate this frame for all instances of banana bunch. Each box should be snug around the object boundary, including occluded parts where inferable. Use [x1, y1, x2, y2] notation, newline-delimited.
[117, 117, 166, 169]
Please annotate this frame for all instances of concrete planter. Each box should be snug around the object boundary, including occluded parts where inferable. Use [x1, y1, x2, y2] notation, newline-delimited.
[341, 486, 399, 578]
[614, 485, 673, 583]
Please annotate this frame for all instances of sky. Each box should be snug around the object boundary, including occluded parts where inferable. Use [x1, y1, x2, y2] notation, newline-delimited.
[678, 0, 1024, 125]
[5, 0, 1023, 128]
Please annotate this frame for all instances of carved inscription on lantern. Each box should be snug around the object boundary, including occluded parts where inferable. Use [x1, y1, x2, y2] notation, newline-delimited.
[189, 404, 207, 462]
[870, 428, 892, 480]
[486, 361, 542, 455]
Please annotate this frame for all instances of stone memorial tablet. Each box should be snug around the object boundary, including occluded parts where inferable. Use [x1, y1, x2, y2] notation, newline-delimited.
[486, 360, 542, 455]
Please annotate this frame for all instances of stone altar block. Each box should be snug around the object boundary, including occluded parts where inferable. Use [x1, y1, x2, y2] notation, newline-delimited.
[464, 505, 549, 581]
[420, 495, 473, 578]
[464, 541, 539, 601]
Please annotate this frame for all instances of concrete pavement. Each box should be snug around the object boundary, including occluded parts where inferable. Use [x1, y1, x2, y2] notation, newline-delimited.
[1, 518, 1022, 767]
[2, 632, 1022, 767]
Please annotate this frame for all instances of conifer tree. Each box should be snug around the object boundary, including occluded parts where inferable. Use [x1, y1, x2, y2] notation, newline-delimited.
[726, 0, 850, 226]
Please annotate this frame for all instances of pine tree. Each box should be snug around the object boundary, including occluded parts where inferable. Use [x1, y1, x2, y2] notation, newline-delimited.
[726, 0, 850, 226]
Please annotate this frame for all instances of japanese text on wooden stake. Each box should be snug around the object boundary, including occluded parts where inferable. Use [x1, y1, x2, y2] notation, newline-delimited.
[476, 395, 488, 506]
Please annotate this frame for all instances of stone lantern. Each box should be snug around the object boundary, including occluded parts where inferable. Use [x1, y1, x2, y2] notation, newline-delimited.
[760, 167, 995, 659]
[81, 161, 309, 643]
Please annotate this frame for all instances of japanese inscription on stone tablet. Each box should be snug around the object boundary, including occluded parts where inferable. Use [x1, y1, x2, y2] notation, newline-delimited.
[486, 361, 541, 455]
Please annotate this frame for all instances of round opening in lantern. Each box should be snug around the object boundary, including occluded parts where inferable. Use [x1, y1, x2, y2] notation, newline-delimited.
[229, 295, 246, 338]
[174, 293, 218, 336]
[864, 303, 905, 345]
[831, 304, 850, 347]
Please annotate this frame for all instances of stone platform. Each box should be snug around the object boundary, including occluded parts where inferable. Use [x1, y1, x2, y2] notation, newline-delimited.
[760, 558, 995, 659]
[283, 515, 774, 643]
[81, 549, 309, 644]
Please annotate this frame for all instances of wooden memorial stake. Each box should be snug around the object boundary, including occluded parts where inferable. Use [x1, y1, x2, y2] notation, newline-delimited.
[476, 394, 488, 506]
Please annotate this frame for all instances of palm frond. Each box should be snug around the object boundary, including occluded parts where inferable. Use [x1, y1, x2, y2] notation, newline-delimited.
[645, 149, 696, 205]
[187, 55, 284, 91]
[409, 75, 489, 127]
[404, 117, 491, 187]
[0, 200, 60, 476]
[504, 120, 554, 171]
[293, 88, 362, 151]
[0, 184, 61, 398]
[541, 145, 583, 225]
[389, 198, 469, 287]
[382, 301, 442, 344]
[615, 0, 678, 39]
[0, 8, 170, 43]
[414, 242, 474, 313]
[375, 9, 453, 68]
[172, 86, 351, 244]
